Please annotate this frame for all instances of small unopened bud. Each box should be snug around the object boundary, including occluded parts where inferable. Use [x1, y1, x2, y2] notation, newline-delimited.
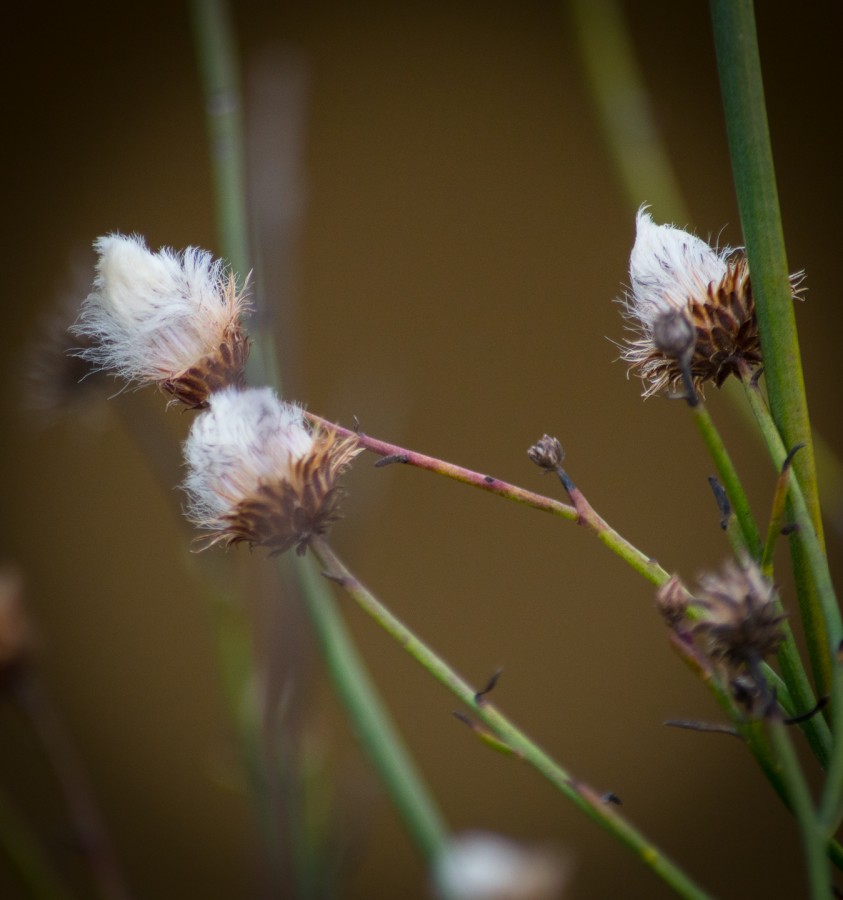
[72, 234, 252, 408]
[432, 831, 569, 900]
[690, 560, 784, 670]
[655, 574, 690, 627]
[652, 309, 695, 362]
[528, 435, 565, 472]
[183, 387, 361, 556]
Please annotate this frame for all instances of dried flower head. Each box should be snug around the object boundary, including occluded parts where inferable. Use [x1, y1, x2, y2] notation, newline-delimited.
[690, 559, 784, 671]
[618, 208, 789, 397]
[72, 234, 251, 408]
[432, 831, 569, 900]
[527, 434, 565, 472]
[183, 387, 361, 556]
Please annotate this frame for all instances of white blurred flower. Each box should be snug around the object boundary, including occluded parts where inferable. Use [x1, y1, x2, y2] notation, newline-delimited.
[183, 386, 360, 555]
[72, 233, 251, 407]
[618, 208, 762, 397]
[432, 831, 568, 900]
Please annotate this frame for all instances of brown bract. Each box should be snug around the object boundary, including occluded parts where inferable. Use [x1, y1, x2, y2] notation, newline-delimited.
[196, 429, 362, 556]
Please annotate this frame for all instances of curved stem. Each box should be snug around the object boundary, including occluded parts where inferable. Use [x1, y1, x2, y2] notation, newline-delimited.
[310, 538, 711, 900]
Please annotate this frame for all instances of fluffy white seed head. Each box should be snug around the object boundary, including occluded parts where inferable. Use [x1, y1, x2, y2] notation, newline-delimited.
[73, 233, 250, 390]
[627, 208, 729, 327]
[432, 832, 569, 900]
[184, 386, 313, 524]
[183, 386, 360, 555]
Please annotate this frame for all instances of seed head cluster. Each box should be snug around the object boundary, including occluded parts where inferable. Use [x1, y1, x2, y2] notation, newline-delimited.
[72, 234, 359, 555]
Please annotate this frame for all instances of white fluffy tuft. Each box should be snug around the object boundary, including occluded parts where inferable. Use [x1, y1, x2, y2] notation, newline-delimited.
[183, 386, 313, 524]
[72, 233, 247, 384]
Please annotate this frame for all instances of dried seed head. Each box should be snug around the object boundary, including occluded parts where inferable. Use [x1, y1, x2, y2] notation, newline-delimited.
[527, 435, 565, 472]
[690, 559, 784, 670]
[183, 387, 361, 556]
[432, 831, 569, 900]
[72, 234, 252, 408]
[655, 574, 691, 628]
[618, 209, 800, 397]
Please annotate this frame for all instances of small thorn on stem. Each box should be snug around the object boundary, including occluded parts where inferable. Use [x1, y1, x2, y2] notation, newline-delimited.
[750, 366, 764, 388]
[707, 477, 731, 530]
[783, 695, 829, 726]
[374, 453, 410, 467]
[351, 415, 361, 432]
[782, 442, 806, 472]
[664, 719, 740, 738]
[602, 791, 622, 806]
[475, 668, 503, 705]
[321, 569, 348, 586]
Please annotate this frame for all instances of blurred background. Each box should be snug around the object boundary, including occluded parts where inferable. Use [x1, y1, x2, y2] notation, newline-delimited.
[2, 1, 841, 897]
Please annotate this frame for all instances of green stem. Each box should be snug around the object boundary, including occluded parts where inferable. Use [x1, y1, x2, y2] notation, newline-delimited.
[308, 413, 669, 587]
[689, 400, 761, 557]
[189, 0, 278, 390]
[311, 539, 711, 900]
[767, 718, 832, 899]
[741, 373, 841, 672]
[709, 0, 822, 546]
[191, 0, 450, 872]
[293, 558, 449, 862]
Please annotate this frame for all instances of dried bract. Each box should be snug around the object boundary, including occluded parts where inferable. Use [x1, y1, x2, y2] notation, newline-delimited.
[690, 560, 784, 671]
[617, 209, 800, 397]
[183, 387, 361, 556]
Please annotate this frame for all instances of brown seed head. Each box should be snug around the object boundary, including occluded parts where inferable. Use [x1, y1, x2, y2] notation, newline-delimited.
[527, 435, 565, 472]
[690, 559, 784, 670]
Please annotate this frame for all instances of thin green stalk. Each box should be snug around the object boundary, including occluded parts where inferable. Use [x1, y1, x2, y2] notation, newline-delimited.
[689, 400, 761, 557]
[709, 0, 822, 545]
[741, 374, 841, 664]
[568, 0, 688, 223]
[311, 538, 711, 900]
[293, 558, 449, 862]
[697, 392, 831, 763]
[767, 718, 832, 899]
[307, 413, 670, 587]
[191, 0, 451, 872]
[190, 0, 277, 390]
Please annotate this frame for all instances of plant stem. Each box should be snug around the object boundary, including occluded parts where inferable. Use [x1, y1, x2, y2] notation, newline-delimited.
[740, 370, 841, 689]
[767, 717, 832, 899]
[189, 0, 278, 390]
[689, 400, 761, 557]
[292, 558, 449, 862]
[307, 413, 670, 587]
[310, 538, 712, 900]
[709, 0, 822, 546]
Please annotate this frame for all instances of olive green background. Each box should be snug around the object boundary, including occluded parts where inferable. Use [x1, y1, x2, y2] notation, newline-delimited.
[2, 2, 841, 898]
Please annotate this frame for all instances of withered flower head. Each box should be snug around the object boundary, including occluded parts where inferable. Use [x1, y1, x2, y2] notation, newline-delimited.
[72, 233, 251, 408]
[183, 387, 361, 556]
[690, 559, 784, 670]
[618, 208, 796, 397]
[527, 435, 565, 472]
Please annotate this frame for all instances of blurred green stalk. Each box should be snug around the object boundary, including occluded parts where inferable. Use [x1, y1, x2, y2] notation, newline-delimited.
[190, 0, 450, 875]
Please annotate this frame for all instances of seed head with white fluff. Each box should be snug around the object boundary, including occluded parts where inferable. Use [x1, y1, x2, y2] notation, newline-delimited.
[72, 233, 251, 407]
[183, 387, 360, 556]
